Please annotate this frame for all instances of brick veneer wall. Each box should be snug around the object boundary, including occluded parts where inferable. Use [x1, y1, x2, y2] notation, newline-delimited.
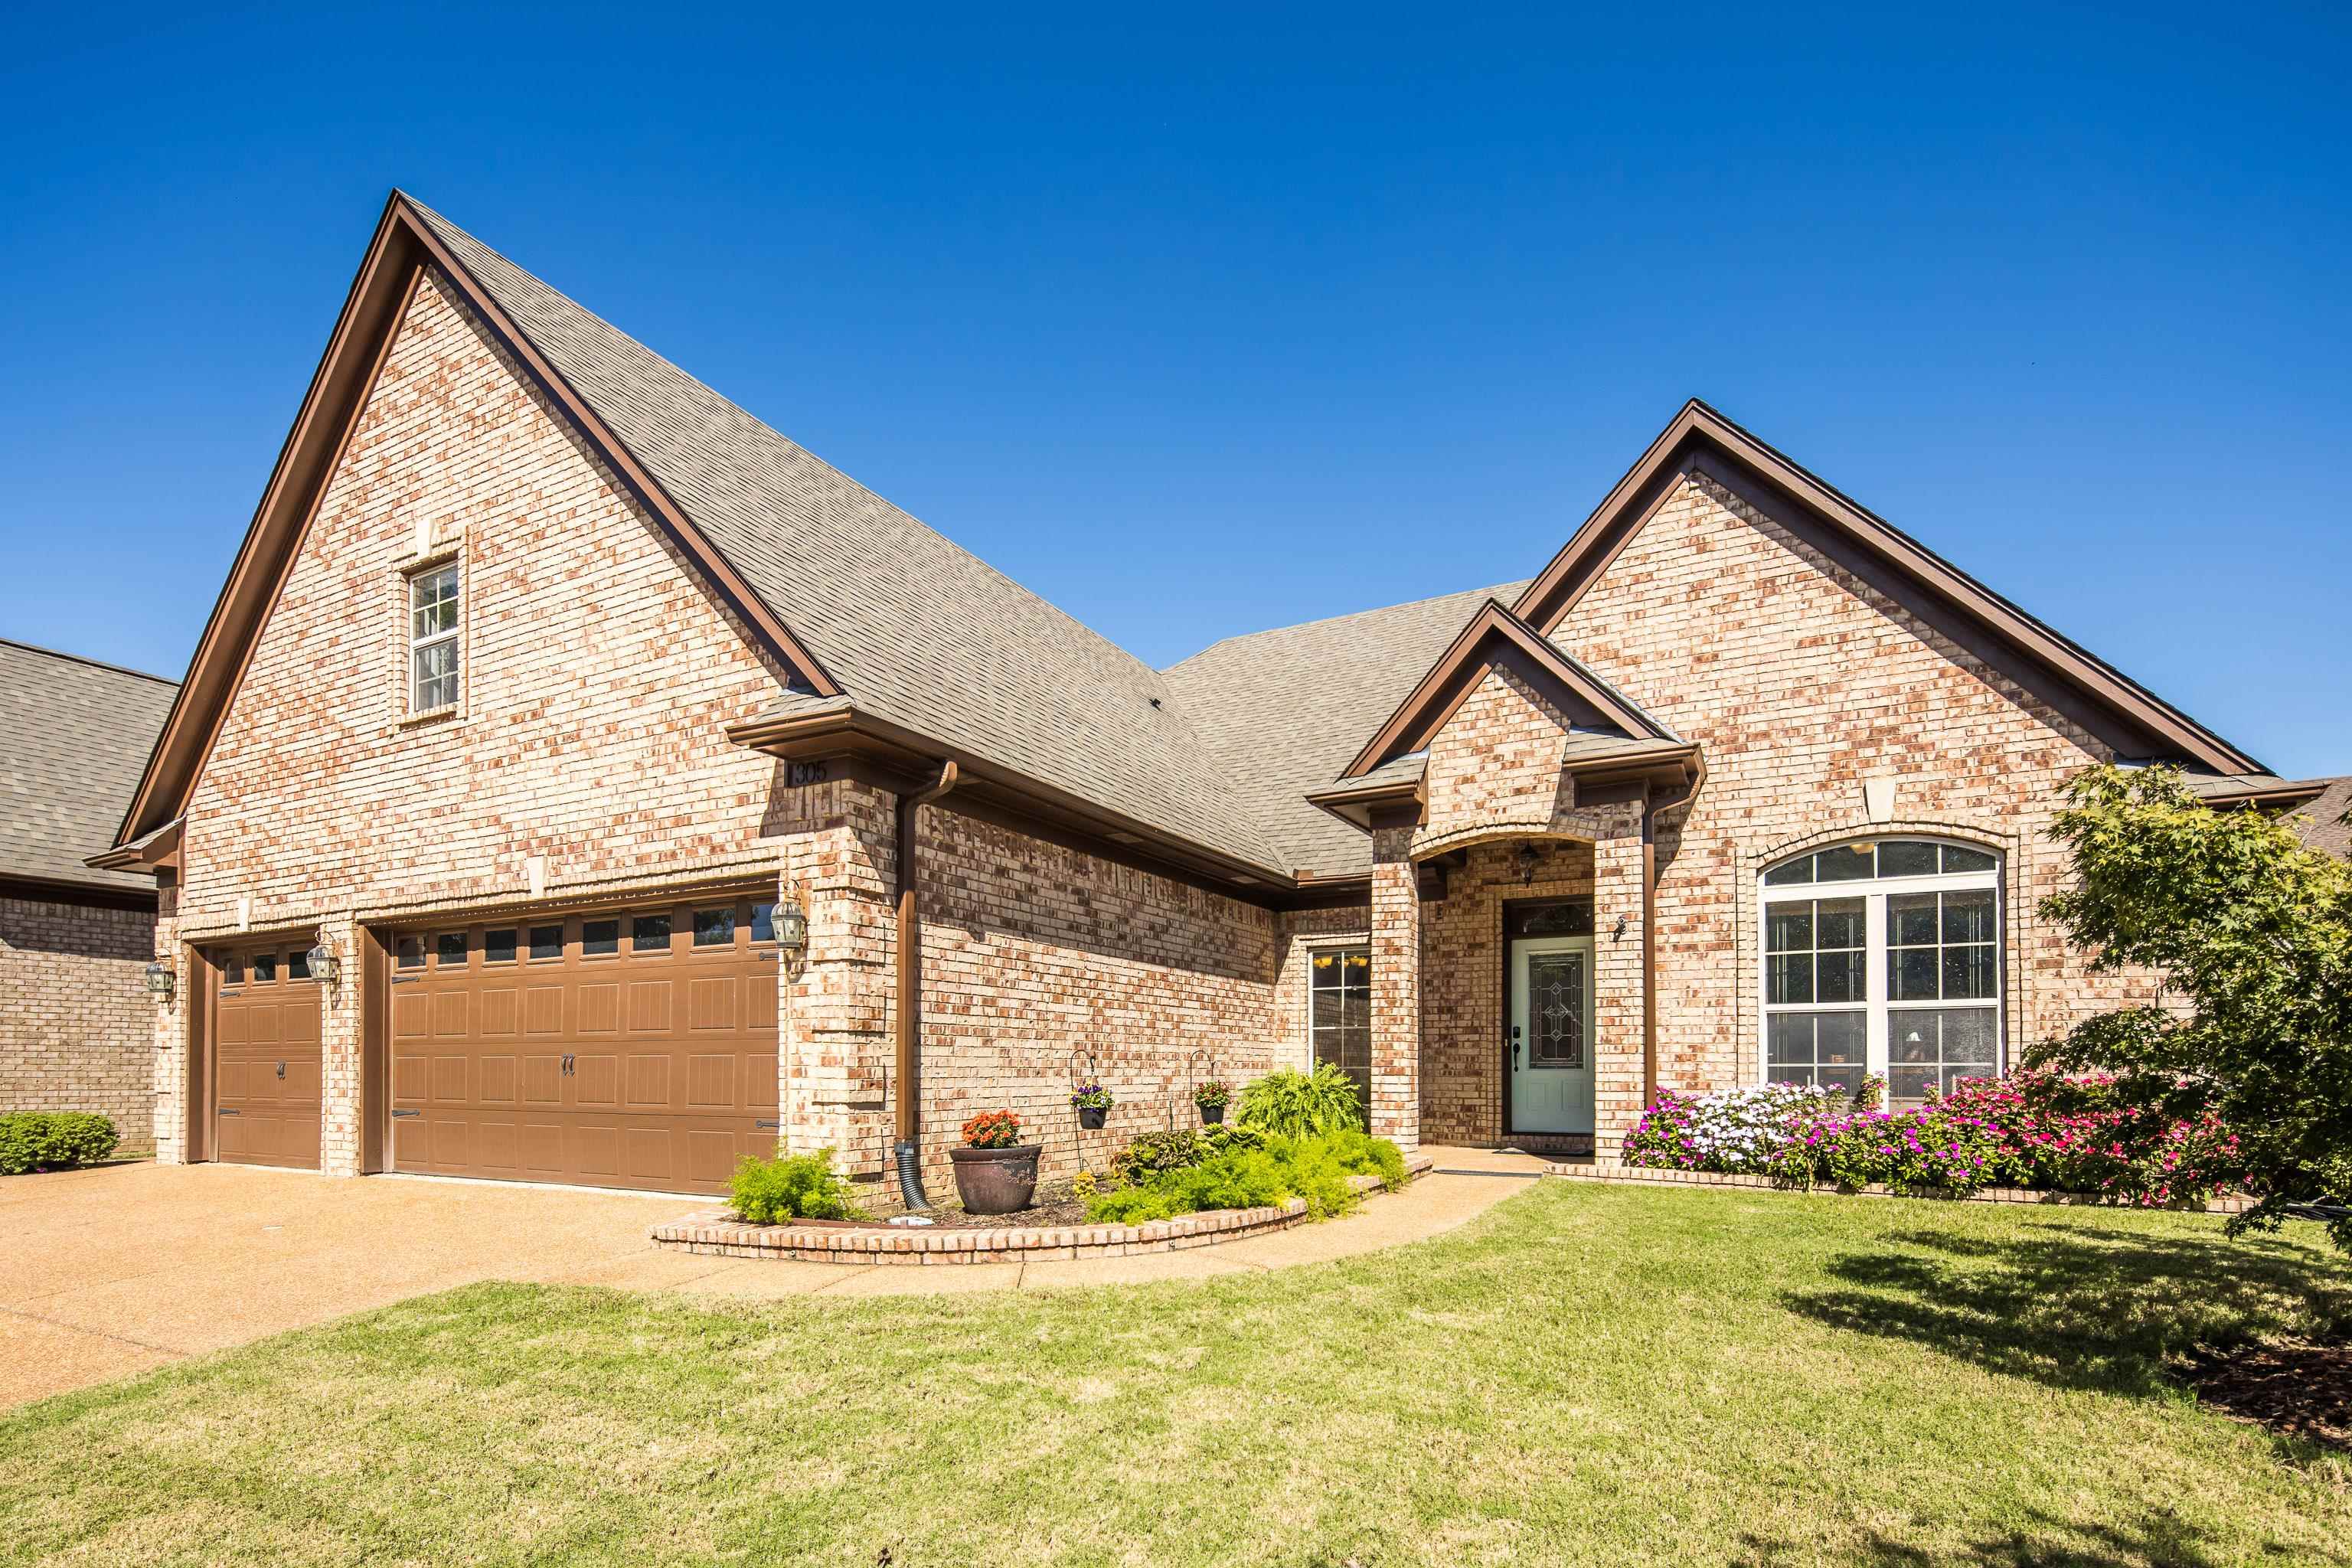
[1546, 464, 2160, 1095]
[164, 268, 802, 1174]
[914, 808, 1279, 1190]
[0, 894, 156, 1145]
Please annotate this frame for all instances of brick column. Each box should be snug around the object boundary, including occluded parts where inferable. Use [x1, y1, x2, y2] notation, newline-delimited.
[1592, 829, 1649, 1163]
[152, 882, 189, 1165]
[1369, 822, 1422, 1149]
[315, 913, 363, 1177]
[778, 777, 897, 1184]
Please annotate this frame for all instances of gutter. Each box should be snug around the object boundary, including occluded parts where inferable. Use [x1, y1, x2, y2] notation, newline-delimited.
[893, 760, 959, 1210]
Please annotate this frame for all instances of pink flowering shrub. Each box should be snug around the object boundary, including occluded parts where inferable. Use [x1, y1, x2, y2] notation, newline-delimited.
[1622, 1070, 2245, 1206]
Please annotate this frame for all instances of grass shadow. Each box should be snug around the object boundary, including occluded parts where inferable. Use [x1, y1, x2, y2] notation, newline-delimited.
[1736, 1501, 2343, 1567]
[1780, 1214, 2352, 1408]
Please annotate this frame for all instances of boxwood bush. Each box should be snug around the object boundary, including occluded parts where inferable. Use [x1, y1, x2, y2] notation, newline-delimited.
[0, 1112, 120, 1175]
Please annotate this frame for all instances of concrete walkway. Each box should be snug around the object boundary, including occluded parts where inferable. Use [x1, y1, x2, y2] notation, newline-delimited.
[2, 1147, 1545, 1408]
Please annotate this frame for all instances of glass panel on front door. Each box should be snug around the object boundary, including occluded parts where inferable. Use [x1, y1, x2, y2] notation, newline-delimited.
[1527, 952, 1586, 1068]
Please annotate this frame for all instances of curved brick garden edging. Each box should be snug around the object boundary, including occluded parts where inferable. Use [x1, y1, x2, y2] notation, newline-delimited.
[1541, 1158, 2255, 1214]
[651, 1152, 1436, 1266]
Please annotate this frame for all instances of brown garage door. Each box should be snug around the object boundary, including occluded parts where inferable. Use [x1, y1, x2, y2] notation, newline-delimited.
[387, 893, 781, 1195]
[211, 943, 324, 1169]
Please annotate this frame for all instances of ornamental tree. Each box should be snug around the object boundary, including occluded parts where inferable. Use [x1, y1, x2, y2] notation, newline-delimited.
[2033, 764, 2352, 1250]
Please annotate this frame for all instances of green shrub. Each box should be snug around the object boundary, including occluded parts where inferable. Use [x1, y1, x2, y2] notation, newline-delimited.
[0, 1112, 120, 1175]
[1235, 1064, 1364, 1138]
[1082, 1128, 1409, 1225]
[728, 1148, 864, 1223]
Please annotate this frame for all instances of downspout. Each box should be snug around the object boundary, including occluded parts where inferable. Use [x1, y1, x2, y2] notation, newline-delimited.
[893, 760, 959, 1210]
[1639, 753, 1707, 1112]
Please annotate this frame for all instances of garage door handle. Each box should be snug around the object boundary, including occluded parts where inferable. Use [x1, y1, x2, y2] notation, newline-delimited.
[562, 1054, 575, 1076]
[391, 1108, 420, 1119]
[276, 1060, 286, 1079]
[217, 1108, 241, 1116]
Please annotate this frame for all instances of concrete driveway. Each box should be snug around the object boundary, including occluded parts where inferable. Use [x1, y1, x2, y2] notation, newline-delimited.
[0, 1161, 713, 1408]
[3, 1151, 1542, 1409]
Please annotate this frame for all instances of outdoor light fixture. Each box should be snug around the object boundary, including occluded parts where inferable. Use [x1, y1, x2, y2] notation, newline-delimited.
[774, 897, 808, 972]
[305, 943, 341, 985]
[142, 962, 175, 1004]
[1515, 844, 1544, 885]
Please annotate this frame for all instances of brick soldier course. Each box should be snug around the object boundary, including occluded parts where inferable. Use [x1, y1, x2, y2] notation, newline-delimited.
[86, 191, 2328, 1202]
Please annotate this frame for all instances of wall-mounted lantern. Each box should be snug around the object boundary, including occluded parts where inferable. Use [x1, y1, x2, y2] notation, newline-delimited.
[774, 897, 808, 974]
[305, 943, 341, 985]
[143, 962, 176, 1004]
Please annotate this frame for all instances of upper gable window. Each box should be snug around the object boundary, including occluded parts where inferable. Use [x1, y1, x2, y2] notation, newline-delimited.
[407, 562, 461, 713]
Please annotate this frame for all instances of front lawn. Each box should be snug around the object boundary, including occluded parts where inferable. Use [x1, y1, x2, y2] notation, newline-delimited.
[4, 1184, 2347, 1566]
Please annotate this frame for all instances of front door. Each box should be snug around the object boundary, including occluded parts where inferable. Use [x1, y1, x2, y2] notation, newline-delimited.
[1509, 936, 1596, 1135]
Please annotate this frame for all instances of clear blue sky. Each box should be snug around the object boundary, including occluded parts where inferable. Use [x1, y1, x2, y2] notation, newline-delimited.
[3, 2, 2344, 776]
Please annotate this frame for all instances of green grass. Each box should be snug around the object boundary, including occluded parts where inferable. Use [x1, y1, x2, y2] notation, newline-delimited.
[5, 1184, 2349, 1566]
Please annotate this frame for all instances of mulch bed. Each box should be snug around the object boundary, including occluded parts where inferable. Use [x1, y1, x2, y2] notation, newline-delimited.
[882, 1181, 1093, 1233]
[2183, 1338, 2352, 1452]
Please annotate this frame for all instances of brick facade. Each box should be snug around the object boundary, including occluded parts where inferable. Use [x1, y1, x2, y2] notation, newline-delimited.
[0, 894, 156, 1145]
[127, 242, 2206, 1191]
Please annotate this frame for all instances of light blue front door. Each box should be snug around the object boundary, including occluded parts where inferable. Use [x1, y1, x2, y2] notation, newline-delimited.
[1509, 936, 1596, 1135]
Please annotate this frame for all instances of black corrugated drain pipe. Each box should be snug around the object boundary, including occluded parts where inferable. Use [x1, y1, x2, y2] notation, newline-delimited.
[893, 760, 959, 1210]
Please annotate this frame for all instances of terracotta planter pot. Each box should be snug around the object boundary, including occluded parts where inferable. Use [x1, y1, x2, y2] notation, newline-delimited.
[949, 1143, 1040, 1214]
[1198, 1102, 1226, 1125]
[1076, 1105, 1109, 1130]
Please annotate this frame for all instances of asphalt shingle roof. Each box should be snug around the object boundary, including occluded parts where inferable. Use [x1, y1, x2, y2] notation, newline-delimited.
[0, 640, 178, 893]
[411, 201, 1289, 877]
[1161, 583, 1530, 879]
[2286, 776, 2352, 861]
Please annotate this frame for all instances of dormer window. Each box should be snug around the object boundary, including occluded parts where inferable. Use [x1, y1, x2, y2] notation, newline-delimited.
[407, 561, 461, 713]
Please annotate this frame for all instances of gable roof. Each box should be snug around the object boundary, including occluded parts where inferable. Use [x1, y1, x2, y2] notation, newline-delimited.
[1338, 597, 1684, 781]
[1511, 400, 2273, 779]
[2285, 776, 2352, 860]
[1161, 583, 1524, 879]
[1, 639, 178, 897]
[116, 192, 1284, 878]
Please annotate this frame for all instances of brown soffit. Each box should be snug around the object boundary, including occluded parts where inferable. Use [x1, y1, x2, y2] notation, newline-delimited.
[1509, 399, 2265, 777]
[111, 191, 840, 849]
[725, 702, 1297, 901]
[1338, 598, 1677, 782]
[86, 815, 181, 874]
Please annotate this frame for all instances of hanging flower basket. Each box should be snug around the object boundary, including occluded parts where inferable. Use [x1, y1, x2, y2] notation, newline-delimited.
[1194, 1079, 1230, 1125]
[1071, 1081, 1112, 1130]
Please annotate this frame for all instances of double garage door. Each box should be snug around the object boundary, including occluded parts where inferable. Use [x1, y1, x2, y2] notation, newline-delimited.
[388, 893, 780, 1195]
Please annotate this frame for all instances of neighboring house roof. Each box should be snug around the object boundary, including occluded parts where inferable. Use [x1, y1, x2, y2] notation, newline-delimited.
[2285, 776, 2352, 860]
[0, 639, 178, 897]
[1162, 583, 1524, 878]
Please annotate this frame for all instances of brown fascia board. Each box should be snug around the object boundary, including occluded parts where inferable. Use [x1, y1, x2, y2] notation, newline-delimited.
[0, 872, 161, 912]
[2192, 778, 2331, 812]
[86, 815, 181, 874]
[726, 703, 1297, 902]
[1510, 400, 2265, 777]
[112, 191, 840, 850]
[1339, 599, 1672, 781]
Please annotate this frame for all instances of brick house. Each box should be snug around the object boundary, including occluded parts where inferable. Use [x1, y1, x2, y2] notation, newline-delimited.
[96, 192, 2328, 1198]
[3, 640, 180, 1145]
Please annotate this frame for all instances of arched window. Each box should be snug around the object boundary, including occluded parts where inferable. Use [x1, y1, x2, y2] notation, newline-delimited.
[1759, 838, 2002, 1106]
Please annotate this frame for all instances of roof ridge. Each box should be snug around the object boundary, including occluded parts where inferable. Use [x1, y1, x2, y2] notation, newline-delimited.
[0, 637, 181, 688]
[403, 198, 1185, 705]
[1165, 579, 1530, 671]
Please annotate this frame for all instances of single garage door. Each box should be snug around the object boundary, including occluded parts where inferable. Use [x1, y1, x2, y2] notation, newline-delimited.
[211, 942, 324, 1169]
[388, 893, 781, 1195]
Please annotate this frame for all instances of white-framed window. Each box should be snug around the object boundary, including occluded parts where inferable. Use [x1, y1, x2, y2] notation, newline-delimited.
[1759, 837, 2002, 1106]
[1306, 944, 1372, 1111]
[407, 560, 461, 713]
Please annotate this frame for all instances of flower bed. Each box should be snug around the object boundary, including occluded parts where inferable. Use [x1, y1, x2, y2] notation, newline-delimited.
[1619, 1072, 2244, 1207]
[648, 1152, 1434, 1266]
